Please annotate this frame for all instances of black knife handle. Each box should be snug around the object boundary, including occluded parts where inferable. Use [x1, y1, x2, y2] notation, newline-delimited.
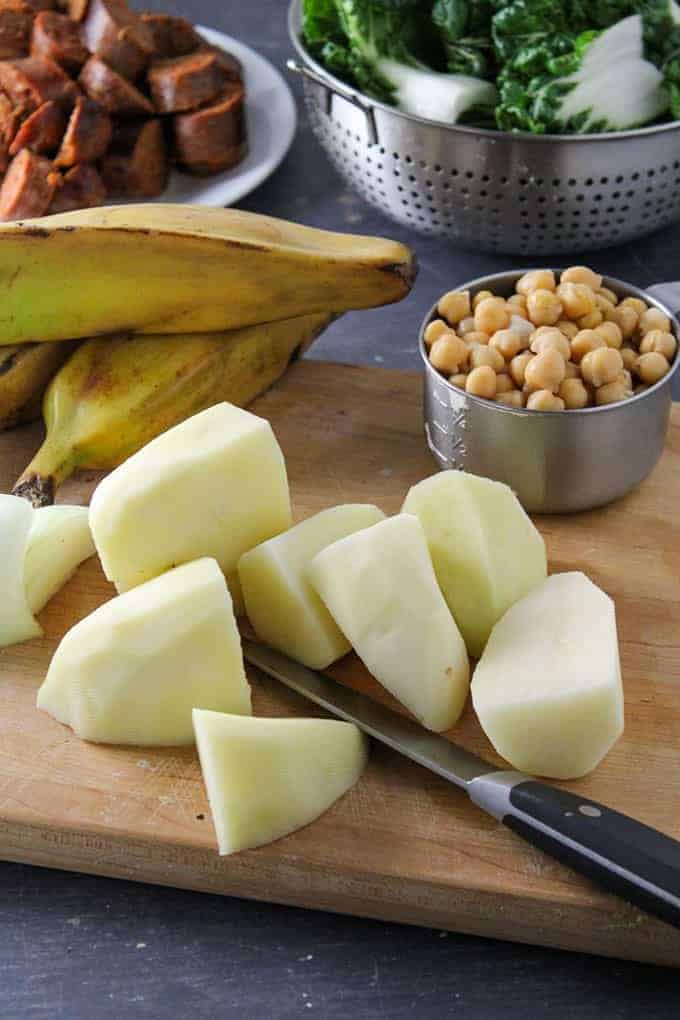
[468, 772, 680, 929]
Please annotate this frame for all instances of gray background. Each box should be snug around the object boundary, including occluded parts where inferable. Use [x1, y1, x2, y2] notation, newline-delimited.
[4, 2, 680, 1017]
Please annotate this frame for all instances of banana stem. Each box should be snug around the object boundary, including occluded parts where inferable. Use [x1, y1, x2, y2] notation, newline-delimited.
[12, 434, 79, 507]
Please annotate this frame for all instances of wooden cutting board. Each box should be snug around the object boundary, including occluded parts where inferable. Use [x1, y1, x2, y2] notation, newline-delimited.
[1, 360, 679, 967]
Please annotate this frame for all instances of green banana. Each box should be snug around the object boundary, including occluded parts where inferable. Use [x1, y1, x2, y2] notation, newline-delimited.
[13, 312, 333, 507]
[0, 204, 416, 344]
[0, 342, 77, 430]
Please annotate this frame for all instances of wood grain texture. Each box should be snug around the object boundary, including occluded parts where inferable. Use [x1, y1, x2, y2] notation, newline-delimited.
[0, 360, 679, 967]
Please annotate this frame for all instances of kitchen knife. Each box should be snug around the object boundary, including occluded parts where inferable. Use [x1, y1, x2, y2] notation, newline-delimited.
[243, 638, 680, 930]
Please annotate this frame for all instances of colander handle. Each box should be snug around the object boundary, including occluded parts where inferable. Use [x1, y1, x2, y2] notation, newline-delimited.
[646, 281, 680, 319]
[287, 59, 379, 145]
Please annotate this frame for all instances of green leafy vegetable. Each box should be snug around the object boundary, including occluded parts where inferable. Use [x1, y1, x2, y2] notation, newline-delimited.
[432, 0, 495, 76]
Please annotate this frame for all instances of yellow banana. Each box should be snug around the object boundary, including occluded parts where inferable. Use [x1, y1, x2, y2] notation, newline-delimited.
[0, 341, 77, 430]
[0, 204, 416, 344]
[13, 312, 333, 507]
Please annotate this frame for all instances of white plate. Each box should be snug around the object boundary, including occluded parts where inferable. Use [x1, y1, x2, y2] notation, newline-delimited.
[156, 26, 297, 207]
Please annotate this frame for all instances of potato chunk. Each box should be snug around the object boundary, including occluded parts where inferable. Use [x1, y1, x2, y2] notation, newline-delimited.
[471, 572, 623, 779]
[0, 494, 42, 648]
[193, 709, 368, 855]
[309, 514, 469, 732]
[25, 505, 95, 615]
[402, 471, 546, 657]
[37, 558, 251, 745]
[89, 402, 292, 596]
[238, 504, 385, 669]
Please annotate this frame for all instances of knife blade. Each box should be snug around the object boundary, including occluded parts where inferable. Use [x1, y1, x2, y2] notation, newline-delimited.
[243, 638, 680, 930]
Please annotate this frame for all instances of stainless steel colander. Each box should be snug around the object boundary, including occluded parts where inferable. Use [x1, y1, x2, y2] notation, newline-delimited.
[288, 0, 680, 255]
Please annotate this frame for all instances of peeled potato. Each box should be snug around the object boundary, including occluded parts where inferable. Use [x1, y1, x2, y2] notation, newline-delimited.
[37, 558, 251, 745]
[0, 494, 42, 648]
[193, 709, 368, 855]
[309, 514, 469, 732]
[89, 402, 292, 597]
[25, 505, 95, 615]
[238, 504, 385, 669]
[402, 471, 546, 657]
[471, 572, 623, 779]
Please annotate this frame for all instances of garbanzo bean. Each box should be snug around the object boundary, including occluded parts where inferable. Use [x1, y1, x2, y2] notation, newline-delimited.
[526, 389, 565, 411]
[597, 286, 618, 305]
[490, 329, 523, 361]
[496, 390, 524, 407]
[607, 303, 638, 339]
[424, 319, 451, 348]
[524, 348, 566, 393]
[466, 365, 497, 399]
[639, 329, 677, 360]
[507, 315, 534, 347]
[595, 381, 629, 405]
[620, 346, 637, 372]
[618, 369, 633, 393]
[472, 289, 494, 309]
[530, 328, 571, 360]
[429, 334, 469, 374]
[438, 289, 471, 325]
[457, 316, 476, 336]
[527, 288, 563, 326]
[638, 307, 671, 336]
[594, 293, 616, 317]
[507, 302, 529, 320]
[449, 373, 468, 389]
[465, 331, 491, 346]
[571, 329, 606, 362]
[635, 351, 670, 384]
[556, 319, 578, 340]
[516, 269, 556, 295]
[634, 383, 649, 395]
[561, 266, 603, 290]
[564, 360, 580, 378]
[474, 296, 511, 335]
[581, 347, 623, 387]
[507, 293, 528, 310]
[593, 321, 623, 349]
[495, 373, 515, 394]
[558, 377, 590, 409]
[510, 351, 533, 387]
[557, 281, 596, 319]
[577, 308, 604, 330]
[619, 297, 647, 318]
[469, 344, 505, 373]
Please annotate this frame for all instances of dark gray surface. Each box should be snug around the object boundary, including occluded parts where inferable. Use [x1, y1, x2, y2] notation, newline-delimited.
[3, 2, 680, 1017]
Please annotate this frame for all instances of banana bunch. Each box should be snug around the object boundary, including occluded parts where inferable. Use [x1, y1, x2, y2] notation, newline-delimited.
[2, 204, 416, 505]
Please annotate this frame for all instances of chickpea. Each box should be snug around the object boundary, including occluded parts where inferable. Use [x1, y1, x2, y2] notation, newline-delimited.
[530, 328, 571, 361]
[595, 381, 628, 406]
[469, 343, 505, 373]
[516, 269, 556, 295]
[634, 351, 670, 384]
[593, 321, 623, 349]
[449, 373, 468, 390]
[424, 318, 451, 348]
[620, 346, 637, 372]
[571, 329, 607, 362]
[510, 351, 533, 387]
[581, 347, 623, 387]
[458, 316, 476, 336]
[634, 383, 649, 395]
[490, 328, 523, 361]
[495, 373, 515, 394]
[429, 334, 469, 375]
[638, 307, 671, 336]
[561, 266, 603, 290]
[607, 303, 638, 339]
[472, 289, 494, 310]
[594, 293, 616, 317]
[558, 377, 590, 409]
[557, 282, 596, 319]
[618, 369, 633, 393]
[577, 308, 604, 330]
[639, 329, 677, 361]
[527, 389, 565, 411]
[507, 303, 529, 321]
[597, 286, 618, 305]
[619, 297, 648, 319]
[556, 319, 578, 340]
[524, 348, 566, 393]
[507, 315, 533, 346]
[507, 293, 528, 310]
[438, 289, 471, 325]
[527, 288, 563, 326]
[564, 360, 580, 379]
[465, 365, 497, 399]
[465, 331, 491, 346]
[474, 296, 510, 335]
[496, 390, 525, 407]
